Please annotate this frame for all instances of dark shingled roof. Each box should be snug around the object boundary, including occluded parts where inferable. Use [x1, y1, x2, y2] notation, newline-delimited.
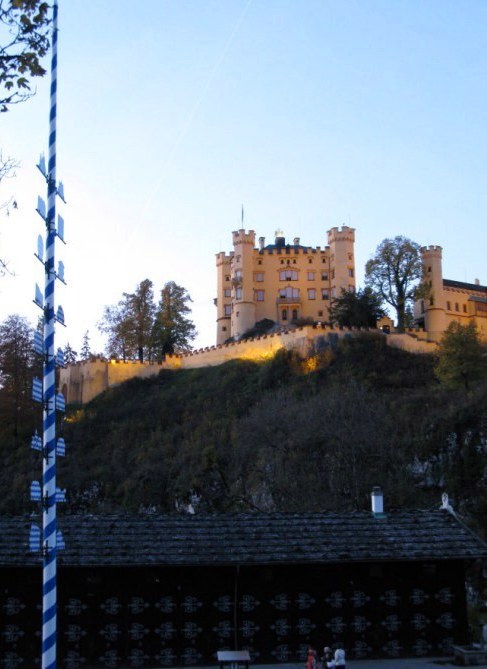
[0, 511, 485, 568]
[444, 278, 487, 293]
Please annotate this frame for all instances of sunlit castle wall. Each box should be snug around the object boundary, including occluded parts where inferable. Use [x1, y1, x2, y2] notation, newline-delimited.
[414, 246, 487, 342]
[215, 226, 356, 345]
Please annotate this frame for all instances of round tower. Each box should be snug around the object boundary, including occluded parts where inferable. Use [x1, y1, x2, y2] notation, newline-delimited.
[216, 251, 232, 345]
[420, 245, 445, 341]
[231, 229, 256, 339]
[327, 226, 356, 298]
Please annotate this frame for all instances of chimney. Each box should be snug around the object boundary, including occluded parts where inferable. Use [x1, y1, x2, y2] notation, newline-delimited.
[259, 236, 265, 251]
[475, 278, 480, 285]
[371, 486, 385, 516]
[293, 237, 300, 246]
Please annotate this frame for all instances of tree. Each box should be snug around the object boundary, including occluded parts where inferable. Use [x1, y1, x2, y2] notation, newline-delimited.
[80, 330, 91, 360]
[63, 342, 77, 365]
[435, 321, 487, 391]
[0, 314, 36, 445]
[0, 0, 51, 112]
[98, 300, 136, 361]
[328, 287, 385, 328]
[365, 236, 426, 332]
[152, 281, 196, 358]
[124, 278, 155, 362]
[98, 279, 156, 362]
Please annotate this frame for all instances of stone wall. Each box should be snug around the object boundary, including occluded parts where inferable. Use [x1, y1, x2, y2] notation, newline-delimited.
[59, 326, 437, 404]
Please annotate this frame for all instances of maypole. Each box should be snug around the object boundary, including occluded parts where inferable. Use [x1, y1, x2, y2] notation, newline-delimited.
[29, 2, 67, 669]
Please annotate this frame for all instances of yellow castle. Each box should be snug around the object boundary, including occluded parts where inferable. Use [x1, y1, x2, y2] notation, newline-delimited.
[215, 226, 356, 344]
[415, 245, 487, 341]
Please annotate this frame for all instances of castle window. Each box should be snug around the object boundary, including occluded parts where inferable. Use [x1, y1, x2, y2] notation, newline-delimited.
[236, 255, 241, 262]
[255, 290, 264, 302]
[307, 271, 315, 281]
[322, 258, 327, 263]
[222, 326, 227, 332]
[224, 305, 231, 316]
[234, 269, 242, 280]
[428, 266, 432, 272]
[348, 253, 353, 261]
[225, 275, 230, 282]
[235, 287, 242, 300]
[236, 311, 239, 317]
[308, 258, 313, 264]
[446, 301, 451, 310]
[321, 272, 328, 281]
[280, 286, 299, 299]
[318, 310, 323, 317]
[287, 259, 290, 265]
[254, 272, 264, 282]
[292, 309, 298, 321]
[282, 309, 288, 321]
[455, 303, 459, 311]
[224, 288, 231, 297]
[258, 259, 262, 265]
[293, 259, 296, 264]
[308, 288, 316, 300]
[281, 259, 284, 264]
[348, 268, 354, 277]
[279, 270, 298, 281]
[463, 304, 467, 313]
[322, 290, 329, 300]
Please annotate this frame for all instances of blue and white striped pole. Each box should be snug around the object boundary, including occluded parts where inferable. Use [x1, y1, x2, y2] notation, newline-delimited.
[42, 3, 59, 668]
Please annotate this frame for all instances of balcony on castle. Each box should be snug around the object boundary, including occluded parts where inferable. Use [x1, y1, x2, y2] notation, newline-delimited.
[276, 296, 302, 305]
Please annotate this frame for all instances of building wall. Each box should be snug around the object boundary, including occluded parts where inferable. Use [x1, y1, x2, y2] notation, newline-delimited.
[415, 246, 487, 342]
[0, 560, 468, 666]
[59, 327, 436, 405]
[216, 227, 356, 345]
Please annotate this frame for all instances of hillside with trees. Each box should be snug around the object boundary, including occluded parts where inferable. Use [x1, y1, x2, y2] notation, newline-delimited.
[0, 326, 485, 538]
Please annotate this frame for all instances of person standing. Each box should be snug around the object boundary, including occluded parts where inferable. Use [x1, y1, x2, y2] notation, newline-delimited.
[322, 646, 334, 669]
[334, 647, 346, 669]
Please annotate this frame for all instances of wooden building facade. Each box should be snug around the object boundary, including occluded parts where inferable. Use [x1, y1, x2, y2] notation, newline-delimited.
[0, 510, 485, 668]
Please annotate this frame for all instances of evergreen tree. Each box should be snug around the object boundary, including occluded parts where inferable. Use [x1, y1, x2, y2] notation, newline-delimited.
[152, 281, 196, 358]
[80, 330, 91, 360]
[329, 287, 385, 328]
[63, 342, 77, 364]
[124, 278, 155, 362]
[0, 314, 37, 446]
[435, 321, 487, 391]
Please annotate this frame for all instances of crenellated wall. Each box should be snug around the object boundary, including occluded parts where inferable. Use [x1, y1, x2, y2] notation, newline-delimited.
[59, 326, 437, 405]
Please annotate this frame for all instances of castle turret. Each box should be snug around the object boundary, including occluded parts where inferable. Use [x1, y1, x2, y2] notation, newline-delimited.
[231, 229, 256, 339]
[420, 245, 445, 341]
[215, 251, 232, 345]
[327, 226, 356, 298]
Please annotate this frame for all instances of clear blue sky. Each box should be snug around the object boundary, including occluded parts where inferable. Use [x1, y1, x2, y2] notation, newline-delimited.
[1, 0, 486, 353]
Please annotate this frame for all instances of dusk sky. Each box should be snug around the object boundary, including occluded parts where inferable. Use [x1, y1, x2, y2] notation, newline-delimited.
[1, 0, 486, 354]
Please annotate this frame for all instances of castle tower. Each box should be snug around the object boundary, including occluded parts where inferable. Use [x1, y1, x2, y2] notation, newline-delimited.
[216, 251, 232, 345]
[231, 229, 256, 339]
[327, 226, 356, 298]
[420, 245, 445, 341]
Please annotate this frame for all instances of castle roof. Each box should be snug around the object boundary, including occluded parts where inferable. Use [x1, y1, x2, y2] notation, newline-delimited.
[1, 510, 485, 568]
[443, 278, 487, 293]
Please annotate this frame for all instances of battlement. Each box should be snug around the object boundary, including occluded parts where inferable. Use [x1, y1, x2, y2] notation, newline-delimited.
[216, 252, 232, 265]
[327, 226, 355, 243]
[421, 245, 442, 255]
[232, 229, 255, 246]
[60, 325, 438, 405]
